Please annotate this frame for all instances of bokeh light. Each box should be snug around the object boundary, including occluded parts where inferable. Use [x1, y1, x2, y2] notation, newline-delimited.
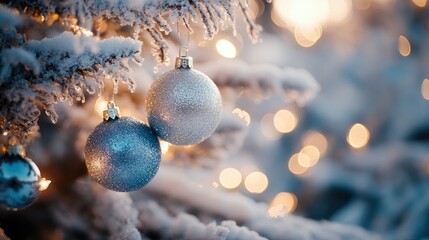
[398, 35, 411, 57]
[347, 123, 370, 149]
[160, 141, 170, 154]
[328, 0, 352, 23]
[272, 0, 329, 29]
[219, 168, 242, 189]
[245, 171, 269, 193]
[421, 79, 429, 100]
[298, 145, 320, 167]
[301, 131, 328, 156]
[412, 0, 427, 7]
[94, 98, 108, 117]
[272, 0, 351, 46]
[232, 108, 251, 126]
[273, 109, 298, 133]
[260, 113, 282, 140]
[248, 0, 265, 19]
[355, 0, 372, 10]
[268, 192, 298, 217]
[288, 153, 309, 175]
[294, 26, 322, 48]
[39, 178, 51, 191]
[216, 39, 237, 58]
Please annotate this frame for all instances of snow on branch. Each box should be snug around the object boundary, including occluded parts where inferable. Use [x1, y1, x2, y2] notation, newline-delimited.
[136, 199, 266, 240]
[200, 60, 320, 106]
[8, 0, 264, 64]
[0, 7, 142, 144]
[76, 181, 142, 240]
[0, 228, 10, 240]
[141, 166, 380, 240]
[163, 61, 319, 167]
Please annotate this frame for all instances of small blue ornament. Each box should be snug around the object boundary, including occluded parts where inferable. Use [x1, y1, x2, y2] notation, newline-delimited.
[0, 145, 41, 210]
[85, 103, 161, 192]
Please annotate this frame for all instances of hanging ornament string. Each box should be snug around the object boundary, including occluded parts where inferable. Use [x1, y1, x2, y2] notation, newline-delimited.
[104, 76, 115, 106]
[145, 20, 223, 146]
[177, 18, 190, 57]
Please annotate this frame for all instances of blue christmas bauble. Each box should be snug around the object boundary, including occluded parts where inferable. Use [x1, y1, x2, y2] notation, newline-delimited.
[0, 153, 41, 210]
[84, 117, 161, 192]
[146, 63, 222, 146]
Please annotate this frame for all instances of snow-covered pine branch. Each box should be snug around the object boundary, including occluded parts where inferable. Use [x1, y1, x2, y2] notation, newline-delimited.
[201, 60, 320, 106]
[0, 7, 142, 144]
[53, 168, 378, 240]
[8, 0, 264, 64]
[140, 166, 380, 240]
[161, 61, 319, 167]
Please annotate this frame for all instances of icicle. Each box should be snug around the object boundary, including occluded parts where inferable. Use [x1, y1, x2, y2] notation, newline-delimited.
[45, 109, 58, 124]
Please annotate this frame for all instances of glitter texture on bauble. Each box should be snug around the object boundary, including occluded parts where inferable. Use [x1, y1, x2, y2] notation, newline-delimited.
[145, 56, 222, 146]
[84, 103, 161, 192]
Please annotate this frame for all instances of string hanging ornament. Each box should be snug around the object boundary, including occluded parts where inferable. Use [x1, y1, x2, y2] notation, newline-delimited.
[145, 21, 223, 145]
[84, 85, 161, 192]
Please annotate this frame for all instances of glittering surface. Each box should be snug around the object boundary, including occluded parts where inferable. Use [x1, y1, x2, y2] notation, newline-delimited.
[146, 68, 223, 145]
[0, 154, 41, 210]
[85, 117, 161, 192]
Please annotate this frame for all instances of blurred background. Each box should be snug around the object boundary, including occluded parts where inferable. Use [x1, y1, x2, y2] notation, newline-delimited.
[1, 0, 429, 239]
[198, 0, 429, 238]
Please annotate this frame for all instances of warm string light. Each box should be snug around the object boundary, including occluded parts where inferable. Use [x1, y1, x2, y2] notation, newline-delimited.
[244, 171, 269, 193]
[273, 109, 298, 133]
[218, 168, 269, 194]
[232, 108, 251, 126]
[216, 39, 237, 58]
[288, 146, 321, 176]
[355, 0, 372, 10]
[94, 98, 108, 117]
[412, 0, 427, 7]
[160, 141, 170, 154]
[288, 153, 309, 175]
[260, 113, 282, 140]
[271, 0, 352, 46]
[294, 26, 322, 48]
[219, 168, 242, 189]
[421, 79, 429, 100]
[298, 145, 320, 167]
[347, 123, 370, 149]
[301, 131, 328, 156]
[39, 178, 51, 191]
[268, 192, 298, 217]
[398, 35, 411, 57]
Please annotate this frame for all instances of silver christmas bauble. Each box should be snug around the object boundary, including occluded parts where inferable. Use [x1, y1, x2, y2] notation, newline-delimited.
[0, 147, 41, 210]
[146, 56, 222, 145]
[85, 116, 161, 192]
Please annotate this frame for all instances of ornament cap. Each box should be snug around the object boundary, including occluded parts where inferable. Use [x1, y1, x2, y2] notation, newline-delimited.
[2, 144, 25, 157]
[175, 56, 193, 69]
[2, 136, 25, 157]
[103, 102, 121, 121]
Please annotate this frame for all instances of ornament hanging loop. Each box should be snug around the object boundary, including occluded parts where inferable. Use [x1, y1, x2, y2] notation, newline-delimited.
[177, 19, 190, 53]
[103, 101, 121, 121]
[179, 46, 189, 57]
[176, 18, 193, 69]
